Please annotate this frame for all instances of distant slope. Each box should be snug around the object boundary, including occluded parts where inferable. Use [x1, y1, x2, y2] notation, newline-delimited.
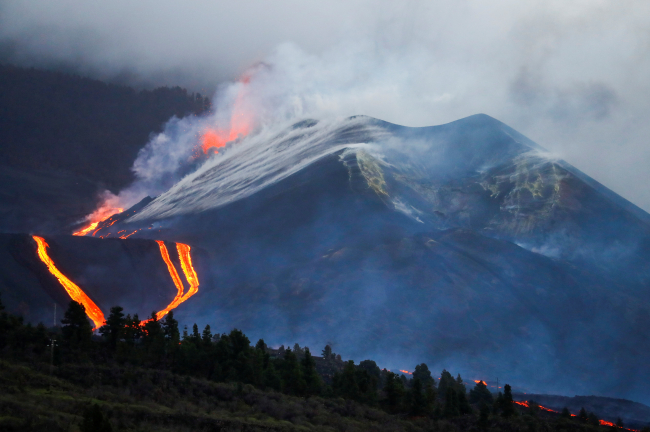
[0, 63, 210, 190]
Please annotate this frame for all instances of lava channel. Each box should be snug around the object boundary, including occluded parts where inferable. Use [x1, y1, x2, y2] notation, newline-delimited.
[32, 236, 105, 329]
[153, 241, 200, 321]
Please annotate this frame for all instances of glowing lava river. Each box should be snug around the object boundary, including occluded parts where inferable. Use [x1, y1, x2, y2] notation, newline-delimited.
[33, 235, 106, 329]
[32, 235, 199, 328]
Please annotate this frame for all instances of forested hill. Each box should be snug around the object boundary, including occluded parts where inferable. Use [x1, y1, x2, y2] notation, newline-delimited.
[0, 64, 210, 190]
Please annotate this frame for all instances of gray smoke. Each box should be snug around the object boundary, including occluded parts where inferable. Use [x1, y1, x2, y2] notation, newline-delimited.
[2, 1, 650, 207]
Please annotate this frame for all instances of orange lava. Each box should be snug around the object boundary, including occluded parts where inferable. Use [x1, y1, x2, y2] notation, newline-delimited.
[73, 222, 99, 236]
[149, 241, 200, 322]
[201, 79, 252, 154]
[32, 236, 105, 329]
[154, 241, 187, 320]
[119, 229, 140, 239]
[177, 243, 199, 302]
[73, 207, 124, 236]
[513, 400, 637, 430]
[399, 370, 412, 375]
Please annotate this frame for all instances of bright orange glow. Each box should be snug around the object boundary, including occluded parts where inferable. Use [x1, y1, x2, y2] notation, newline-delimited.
[73, 222, 99, 236]
[200, 79, 252, 154]
[119, 229, 140, 239]
[513, 400, 637, 429]
[32, 236, 105, 329]
[73, 206, 124, 236]
[399, 370, 412, 375]
[177, 243, 199, 302]
[154, 240, 186, 320]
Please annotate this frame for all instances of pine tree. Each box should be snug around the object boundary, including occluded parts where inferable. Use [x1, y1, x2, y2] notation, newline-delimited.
[281, 348, 305, 395]
[438, 369, 454, 400]
[409, 377, 428, 416]
[616, 417, 624, 428]
[301, 347, 322, 396]
[333, 360, 361, 401]
[263, 361, 282, 391]
[587, 412, 600, 426]
[384, 372, 405, 413]
[255, 338, 267, 351]
[162, 311, 180, 343]
[455, 373, 466, 394]
[322, 344, 333, 360]
[61, 300, 92, 350]
[457, 388, 472, 415]
[469, 380, 493, 405]
[202, 325, 212, 347]
[578, 407, 588, 422]
[501, 384, 515, 418]
[443, 387, 459, 418]
[413, 363, 435, 388]
[478, 402, 490, 429]
[561, 407, 572, 418]
[99, 306, 125, 350]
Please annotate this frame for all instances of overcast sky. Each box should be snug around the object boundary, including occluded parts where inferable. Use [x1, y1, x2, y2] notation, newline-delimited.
[2, 0, 650, 211]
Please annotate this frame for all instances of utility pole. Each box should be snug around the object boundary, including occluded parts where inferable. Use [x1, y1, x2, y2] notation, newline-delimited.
[48, 337, 57, 392]
[53, 303, 56, 327]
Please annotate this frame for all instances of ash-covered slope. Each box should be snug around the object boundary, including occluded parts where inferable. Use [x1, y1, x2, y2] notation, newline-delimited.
[38, 114, 650, 403]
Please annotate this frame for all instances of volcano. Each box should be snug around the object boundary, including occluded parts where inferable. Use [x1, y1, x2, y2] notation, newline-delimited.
[2, 114, 649, 404]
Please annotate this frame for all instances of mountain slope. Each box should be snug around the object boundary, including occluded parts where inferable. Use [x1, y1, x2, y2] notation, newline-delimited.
[7, 114, 650, 404]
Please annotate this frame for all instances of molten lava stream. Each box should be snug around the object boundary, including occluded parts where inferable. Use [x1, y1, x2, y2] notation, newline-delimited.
[154, 240, 187, 320]
[145, 241, 201, 323]
[177, 243, 199, 301]
[72, 222, 99, 236]
[32, 236, 105, 329]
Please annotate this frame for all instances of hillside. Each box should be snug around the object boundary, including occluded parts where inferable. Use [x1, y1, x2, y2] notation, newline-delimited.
[0, 64, 211, 234]
[0, 63, 210, 190]
[1, 301, 647, 432]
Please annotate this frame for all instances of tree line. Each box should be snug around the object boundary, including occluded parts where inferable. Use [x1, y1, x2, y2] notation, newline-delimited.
[0, 297, 641, 430]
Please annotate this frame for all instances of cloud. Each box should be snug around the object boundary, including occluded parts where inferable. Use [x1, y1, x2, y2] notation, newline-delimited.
[2, 0, 650, 211]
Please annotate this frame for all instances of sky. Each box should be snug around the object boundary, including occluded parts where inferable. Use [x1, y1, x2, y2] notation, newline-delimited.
[1, 0, 650, 211]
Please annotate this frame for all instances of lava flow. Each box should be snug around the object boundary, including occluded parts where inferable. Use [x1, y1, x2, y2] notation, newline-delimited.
[72, 205, 124, 236]
[176, 243, 199, 301]
[152, 241, 200, 321]
[514, 400, 635, 430]
[154, 241, 186, 320]
[32, 236, 105, 329]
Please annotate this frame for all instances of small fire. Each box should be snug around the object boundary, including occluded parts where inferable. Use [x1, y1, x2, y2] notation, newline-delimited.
[399, 370, 412, 375]
[32, 236, 105, 329]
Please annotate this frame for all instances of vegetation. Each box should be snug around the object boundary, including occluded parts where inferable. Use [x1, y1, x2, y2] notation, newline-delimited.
[0, 297, 646, 431]
[0, 63, 210, 190]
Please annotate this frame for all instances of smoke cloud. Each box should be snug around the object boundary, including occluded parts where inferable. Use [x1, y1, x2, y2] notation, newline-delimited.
[2, 1, 650, 213]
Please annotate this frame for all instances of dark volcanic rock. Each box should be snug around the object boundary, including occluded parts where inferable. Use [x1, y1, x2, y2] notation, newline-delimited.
[3, 114, 650, 406]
